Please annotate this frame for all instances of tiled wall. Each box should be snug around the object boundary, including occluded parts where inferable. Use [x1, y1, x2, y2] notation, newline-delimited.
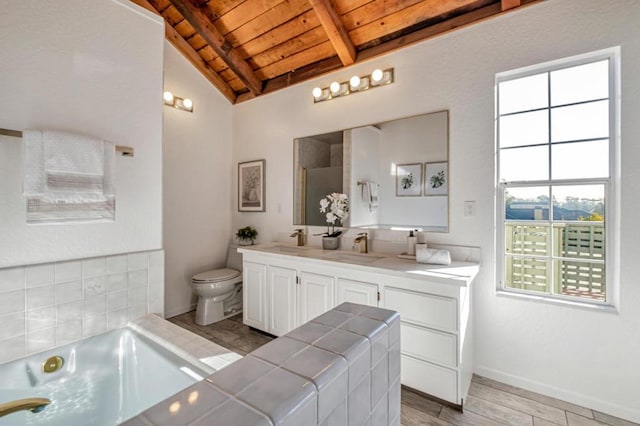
[0, 250, 164, 363]
[128, 302, 401, 426]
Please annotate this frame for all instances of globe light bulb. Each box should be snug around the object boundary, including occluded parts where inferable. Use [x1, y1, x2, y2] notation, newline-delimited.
[183, 98, 193, 109]
[163, 91, 174, 103]
[312, 87, 322, 98]
[349, 75, 361, 89]
[330, 81, 341, 94]
[371, 69, 384, 82]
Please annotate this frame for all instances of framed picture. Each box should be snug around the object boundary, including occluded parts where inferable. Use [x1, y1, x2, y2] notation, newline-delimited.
[238, 159, 265, 212]
[396, 163, 422, 196]
[424, 161, 448, 196]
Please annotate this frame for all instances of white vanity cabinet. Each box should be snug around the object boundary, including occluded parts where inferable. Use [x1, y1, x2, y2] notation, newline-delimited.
[243, 260, 299, 336]
[242, 261, 268, 330]
[238, 244, 477, 407]
[337, 278, 379, 307]
[241, 255, 352, 336]
[383, 282, 472, 405]
[298, 272, 336, 325]
[268, 266, 297, 336]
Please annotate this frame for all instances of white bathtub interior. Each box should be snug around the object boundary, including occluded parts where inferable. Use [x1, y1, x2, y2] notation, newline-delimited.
[0, 327, 208, 426]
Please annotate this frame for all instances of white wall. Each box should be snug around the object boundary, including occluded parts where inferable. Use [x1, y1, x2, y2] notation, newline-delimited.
[0, 0, 166, 363]
[0, 0, 164, 267]
[231, 0, 640, 421]
[348, 126, 381, 227]
[162, 43, 234, 318]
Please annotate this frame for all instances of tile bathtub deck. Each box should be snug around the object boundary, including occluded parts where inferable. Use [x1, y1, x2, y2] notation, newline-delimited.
[169, 311, 638, 426]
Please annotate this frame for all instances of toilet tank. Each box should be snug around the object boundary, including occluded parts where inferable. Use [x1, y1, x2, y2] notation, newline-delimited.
[226, 245, 243, 272]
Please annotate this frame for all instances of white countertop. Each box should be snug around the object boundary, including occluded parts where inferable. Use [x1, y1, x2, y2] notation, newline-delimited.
[237, 242, 479, 286]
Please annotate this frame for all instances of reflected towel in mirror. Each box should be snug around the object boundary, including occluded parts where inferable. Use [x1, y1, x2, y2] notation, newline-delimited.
[361, 180, 379, 212]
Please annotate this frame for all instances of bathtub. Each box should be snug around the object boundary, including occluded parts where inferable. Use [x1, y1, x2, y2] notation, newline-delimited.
[0, 327, 208, 425]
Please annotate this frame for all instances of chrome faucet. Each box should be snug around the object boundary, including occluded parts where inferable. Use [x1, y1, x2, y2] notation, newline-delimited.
[0, 398, 51, 418]
[290, 229, 305, 246]
[354, 232, 368, 253]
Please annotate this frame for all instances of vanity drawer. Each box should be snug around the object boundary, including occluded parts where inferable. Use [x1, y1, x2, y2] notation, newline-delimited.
[384, 287, 457, 332]
[401, 354, 458, 404]
[401, 323, 457, 368]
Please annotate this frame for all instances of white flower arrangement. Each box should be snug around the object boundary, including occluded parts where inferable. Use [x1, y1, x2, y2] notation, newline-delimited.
[319, 193, 349, 236]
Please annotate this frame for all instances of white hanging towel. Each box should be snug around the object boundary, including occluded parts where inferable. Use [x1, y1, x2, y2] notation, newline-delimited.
[23, 130, 115, 223]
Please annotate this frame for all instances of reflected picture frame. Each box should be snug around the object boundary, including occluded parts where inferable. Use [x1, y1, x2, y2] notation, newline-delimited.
[425, 161, 448, 196]
[396, 163, 422, 196]
[238, 159, 265, 212]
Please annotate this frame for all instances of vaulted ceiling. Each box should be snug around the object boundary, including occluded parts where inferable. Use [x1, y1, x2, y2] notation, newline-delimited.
[132, 0, 539, 104]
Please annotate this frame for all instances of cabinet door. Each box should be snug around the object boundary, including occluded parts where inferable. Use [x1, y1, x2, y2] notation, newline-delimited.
[268, 266, 297, 336]
[243, 261, 268, 331]
[298, 272, 335, 324]
[337, 278, 378, 307]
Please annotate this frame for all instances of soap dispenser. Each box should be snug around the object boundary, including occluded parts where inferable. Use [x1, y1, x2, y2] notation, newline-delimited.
[407, 230, 417, 256]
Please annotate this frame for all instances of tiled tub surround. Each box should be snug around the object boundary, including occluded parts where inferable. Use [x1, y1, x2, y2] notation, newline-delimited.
[130, 314, 242, 373]
[129, 303, 401, 426]
[0, 250, 164, 363]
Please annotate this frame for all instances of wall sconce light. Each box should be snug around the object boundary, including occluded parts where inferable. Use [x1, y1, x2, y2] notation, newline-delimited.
[312, 68, 394, 103]
[163, 91, 193, 112]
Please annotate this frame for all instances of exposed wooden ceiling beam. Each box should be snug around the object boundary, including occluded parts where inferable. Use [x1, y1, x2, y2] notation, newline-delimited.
[308, 0, 356, 65]
[501, 0, 522, 11]
[236, 56, 343, 103]
[236, 0, 541, 104]
[130, 0, 236, 103]
[164, 22, 237, 103]
[359, 0, 540, 62]
[130, 0, 158, 14]
[167, 0, 263, 95]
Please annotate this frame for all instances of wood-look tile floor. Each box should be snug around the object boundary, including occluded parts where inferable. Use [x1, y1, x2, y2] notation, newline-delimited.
[169, 311, 637, 426]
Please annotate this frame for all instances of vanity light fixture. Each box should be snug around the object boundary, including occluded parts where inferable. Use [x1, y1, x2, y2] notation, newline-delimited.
[371, 69, 384, 82]
[371, 68, 393, 86]
[312, 68, 394, 103]
[330, 81, 349, 97]
[163, 91, 194, 113]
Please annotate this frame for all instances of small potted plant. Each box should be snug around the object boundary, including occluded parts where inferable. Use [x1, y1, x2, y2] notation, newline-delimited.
[236, 226, 258, 245]
[319, 193, 349, 249]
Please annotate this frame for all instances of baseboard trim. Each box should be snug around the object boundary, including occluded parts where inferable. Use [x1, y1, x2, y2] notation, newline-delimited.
[474, 365, 640, 423]
[165, 303, 197, 320]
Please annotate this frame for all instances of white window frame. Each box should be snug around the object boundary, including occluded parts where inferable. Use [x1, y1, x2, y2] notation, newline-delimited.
[495, 47, 620, 309]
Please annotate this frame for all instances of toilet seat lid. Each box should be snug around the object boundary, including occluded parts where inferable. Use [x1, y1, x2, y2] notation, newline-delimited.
[193, 268, 241, 283]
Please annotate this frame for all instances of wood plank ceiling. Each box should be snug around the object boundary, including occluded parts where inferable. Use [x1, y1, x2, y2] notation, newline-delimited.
[132, 0, 539, 104]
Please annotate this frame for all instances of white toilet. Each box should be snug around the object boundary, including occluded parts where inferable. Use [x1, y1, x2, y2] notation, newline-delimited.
[191, 246, 243, 325]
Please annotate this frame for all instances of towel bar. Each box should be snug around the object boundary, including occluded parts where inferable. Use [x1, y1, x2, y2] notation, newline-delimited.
[0, 128, 134, 157]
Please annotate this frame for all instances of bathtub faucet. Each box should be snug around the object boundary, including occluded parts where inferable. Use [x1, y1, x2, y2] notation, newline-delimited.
[0, 398, 51, 418]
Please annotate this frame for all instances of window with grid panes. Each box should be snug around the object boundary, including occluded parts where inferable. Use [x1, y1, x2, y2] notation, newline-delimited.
[496, 48, 618, 304]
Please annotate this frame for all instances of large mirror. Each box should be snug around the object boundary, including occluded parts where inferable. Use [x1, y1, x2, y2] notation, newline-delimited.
[293, 110, 449, 232]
